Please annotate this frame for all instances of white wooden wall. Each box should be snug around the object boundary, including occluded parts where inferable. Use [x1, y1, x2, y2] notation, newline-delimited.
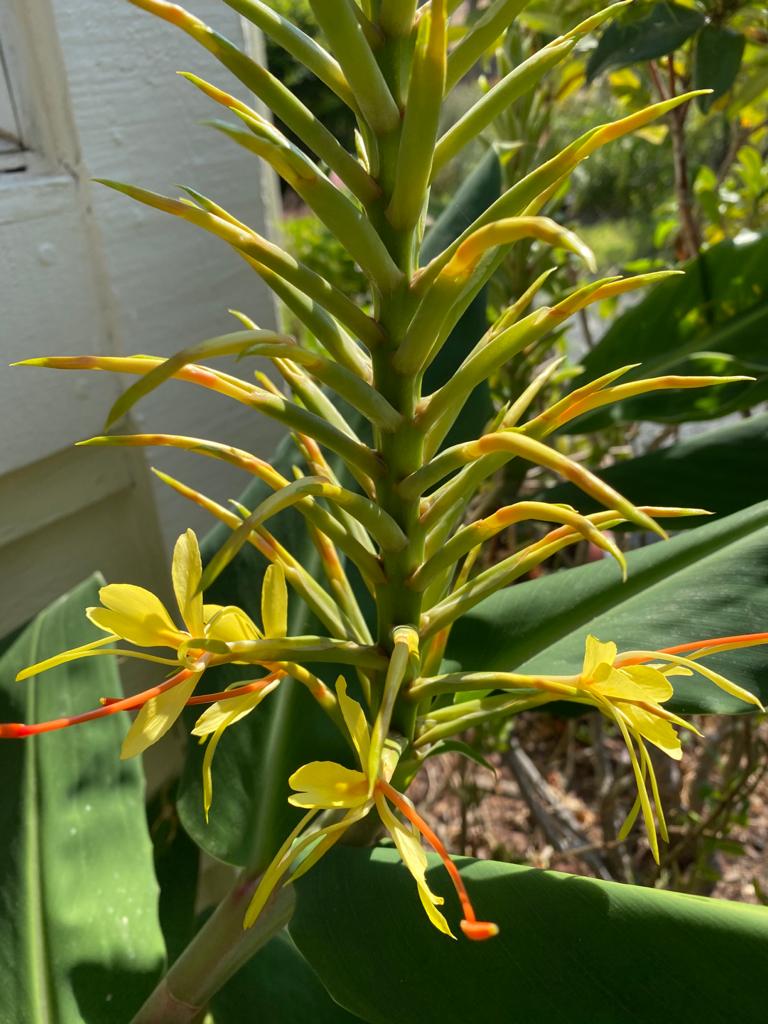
[0, 0, 282, 637]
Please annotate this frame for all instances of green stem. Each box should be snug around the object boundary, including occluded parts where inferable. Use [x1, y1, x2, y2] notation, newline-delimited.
[129, 878, 294, 1024]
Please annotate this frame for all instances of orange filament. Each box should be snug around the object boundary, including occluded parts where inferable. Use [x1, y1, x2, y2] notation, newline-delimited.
[378, 779, 499, 941]
[0, 667, 195, 737]
[98, 674, 284, 709]
[617, 632, 768, 667]
[659, 632, 768, 655]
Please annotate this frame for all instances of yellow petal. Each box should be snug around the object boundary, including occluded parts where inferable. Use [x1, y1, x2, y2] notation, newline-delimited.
[582, 635, 617, 678]
[192, 680, 280, 737]
[15, 634, 117, 680]
[288, 761, 370, 809]
[89, 584, 182, 649]
[120, 673, 200, 759]
[261, 563, 288, 638]
[376, 793, 455, 938]
[336, 676, 370, 769]
[611, 709, 660, 863]
[670, 653, 764, 711]
[204, 605, 262, 644]
[620, 705, 683, 760]
[172, 530, 204, 635]
[595, 664, 673, 704]
[202, 718, 232, 821]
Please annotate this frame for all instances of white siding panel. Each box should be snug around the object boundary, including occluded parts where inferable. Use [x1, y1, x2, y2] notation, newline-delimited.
[51, 0, 282, 547]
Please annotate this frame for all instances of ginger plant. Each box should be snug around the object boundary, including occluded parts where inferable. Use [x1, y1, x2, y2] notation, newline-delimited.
[4, 0, 768, 1018]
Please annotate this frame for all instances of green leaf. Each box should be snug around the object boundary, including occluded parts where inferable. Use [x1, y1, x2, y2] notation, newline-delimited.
[567, 233, 768, 428]
[147, 781, 200, 966]
[0, 577, 165, 1023]
[541, 412, 768, 528]
[586, 2, 705, 81]
[290, 846, 768, 1024]
[693, 24, 745, 113]
[211, 931, 362, 1023]
[422, 148, 500, 447]
[444, 500, 768, 714]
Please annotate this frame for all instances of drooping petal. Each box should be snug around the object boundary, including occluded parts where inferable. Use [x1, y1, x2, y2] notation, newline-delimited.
[582, 635, 617, 678]
[192, 678, 281, 737]
[375, 792, 455, 938]
[88, 585, 182, 649]
[172, 529, 205, 636]
[336, 676, 370, 769]
[120, 672, 201, 759]
[288, 761, 370, 809]
[619, 704, 683, 760]
[605, 701, 660, 863]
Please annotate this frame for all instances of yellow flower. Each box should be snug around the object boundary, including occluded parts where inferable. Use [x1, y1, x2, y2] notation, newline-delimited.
[245, 677, 498, 941]
[16, 529, 261, 758]
[576, 634, 764, 862]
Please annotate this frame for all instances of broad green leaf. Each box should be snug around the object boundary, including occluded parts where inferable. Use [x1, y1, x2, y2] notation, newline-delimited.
[567, 233, 768, 429]
[693, 24, 745, 113]
[211, 931, 362, 1023]
[541, 412, 768, 527]
[290, 846, 768, 1024]
[0, 577, 165, 1024]
[586, 2, 705, 81]
[423, 148, 500, 448]
[444, 500, 768, 714]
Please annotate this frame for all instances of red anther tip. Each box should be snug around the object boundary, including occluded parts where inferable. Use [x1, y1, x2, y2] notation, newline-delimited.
[0, 723, 28, 738]
[460, 920, 499, 942]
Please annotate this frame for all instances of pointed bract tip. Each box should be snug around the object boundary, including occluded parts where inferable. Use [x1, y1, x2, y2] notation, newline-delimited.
[11, 358, 47, 367]
[460, 920, 499, 941]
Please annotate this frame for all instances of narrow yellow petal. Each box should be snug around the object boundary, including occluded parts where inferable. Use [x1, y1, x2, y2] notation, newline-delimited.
[610, 705, 659, 863]
[15, 634, 117, 680]
[120, 673, 200, 759]
[261, 563, 288, 638]
[336, 676, 371, 769]
[172, 529, 205, 635]
[192, 680, 280, 736]
[89, 584, 182, 648]
[376, 793, 455, 938]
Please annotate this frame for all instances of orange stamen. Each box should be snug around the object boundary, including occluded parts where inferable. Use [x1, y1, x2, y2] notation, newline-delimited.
[99, 672, 284, 709]
[618, 632, 768, 666]
[377, 779, 499, 941]
[0, 667, 195, 737]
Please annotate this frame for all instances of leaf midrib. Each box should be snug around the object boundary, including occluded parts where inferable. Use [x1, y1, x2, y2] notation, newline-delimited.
[24, 609, 55, 1024]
